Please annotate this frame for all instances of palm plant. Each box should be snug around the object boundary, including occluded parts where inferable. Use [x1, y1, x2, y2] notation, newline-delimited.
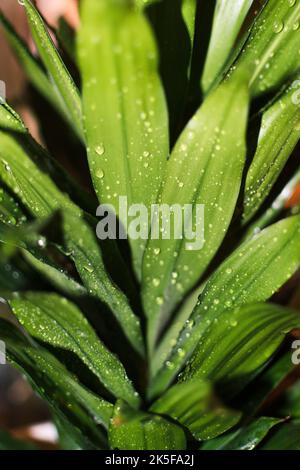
[0, 0, 300, 450]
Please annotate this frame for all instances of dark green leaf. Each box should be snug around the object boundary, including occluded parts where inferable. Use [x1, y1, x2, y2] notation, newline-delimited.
[202, 0, 254, 92]
[21, 0, 83, 140]
[201, 417, 282, 450]
[232, 0, 300, 97]
[8, 291, 140, 407]
[151, 379, 240, 441]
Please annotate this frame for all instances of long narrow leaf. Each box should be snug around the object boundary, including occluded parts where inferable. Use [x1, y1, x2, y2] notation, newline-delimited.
[8, 292, 140, 407]
[243, 79, 300, 223]
[109, 400, 186, 450]
[151, 379, 240, 441]
[143, 75, 249, 352]
[78, 0, 169, 277]
[20, 0, 83, 140]
[202, 0, 254, 93]
[149, 215, 300, 397]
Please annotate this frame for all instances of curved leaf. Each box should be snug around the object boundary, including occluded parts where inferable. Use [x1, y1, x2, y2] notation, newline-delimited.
[142, 75, 249, 352]
[21, 0, 83, 140]
[0, 132, 144, 355]
[243, 79, 300, 223]
[181, 303, 300, 398]
[78, 0, 169, 277]
[109, 400, 186, 450]
[260, 422, 300, 450]
[202, 0, 254, 93]
[8, 292, 140, 407]
[232, 0, 300, 97]
[0, 101, 27, 133]
[149, 215, 300, 397]
[0, 318, 113, 448]
[0, 13, 72, 128]
[201, 417, 282, 450]
[151, 379, 240, 441]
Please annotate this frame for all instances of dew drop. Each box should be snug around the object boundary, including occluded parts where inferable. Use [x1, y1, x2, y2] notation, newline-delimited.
[273, 20, 284, 33]
[152, 278, 160, 287]
[96, 168, 104, 179]
[95, 144, 105, 156]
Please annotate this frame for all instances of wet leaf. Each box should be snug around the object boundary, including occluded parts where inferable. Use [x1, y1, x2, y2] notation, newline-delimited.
[78, 0, 169, 277]
[149, 215, 300, 397]
[8, 292, 140, 406]
[151, 379, 240, 441]
[109, 400, 186, 450]
[201, 417, 282, 450]
[143, 75, 249, 353]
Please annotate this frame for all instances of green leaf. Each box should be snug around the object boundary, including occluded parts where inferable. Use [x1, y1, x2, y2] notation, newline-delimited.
[243, 79, 300, 223]
[202, 0, 254, 93]
[0, 185, 27, 227]
[232, 0, 300, 97]
[278, 380, 300, 421]
[0, 318, 113, 448]
[237, 350, 297, 416]
[8, 291, 140, 407]
[181, 303, 300, 398]
[21, 0, 83, 140]
[0, 131, 79, 219]
[62, 211, 145, 357]
[201, 417, 282, 450]
[244, 167, 300, 240]
[0, 100, 27, 134]
[0, 13, 73, 129]
[0, 132, 144, 355]
[0, 219, 86, 297]
[0, 430, 36, 450]
[146, 0, 197, 141]
[142, 75, 249, 353]
[260, 422, 300, 450]
[78, 0, 169, 277]
[148, 215, 300, 398]
[109, 400, 186, 450]
[151, 379, 240, 441]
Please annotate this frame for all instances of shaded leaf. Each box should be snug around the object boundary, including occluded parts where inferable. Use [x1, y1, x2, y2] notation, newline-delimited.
[0, 318, 113, 448]
[232, 0, 300, 97]
[151, 379, 240, 441]
[0, 430, 36, 450]
[0, 12, 72, 129]
[243, 79, 300, 223]
[8, 292, 140, 407]
[109, 400, 186, 450]
[143, 75, 249, 352]
[149, 215, 300, 397]
[0, 132, 144, 355]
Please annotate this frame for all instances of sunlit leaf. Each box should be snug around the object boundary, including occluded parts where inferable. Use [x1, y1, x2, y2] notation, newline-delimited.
[143, 75, 249, 353]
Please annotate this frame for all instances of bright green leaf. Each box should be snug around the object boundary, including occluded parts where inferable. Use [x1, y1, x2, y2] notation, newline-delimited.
[8, 292, 140, 407]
